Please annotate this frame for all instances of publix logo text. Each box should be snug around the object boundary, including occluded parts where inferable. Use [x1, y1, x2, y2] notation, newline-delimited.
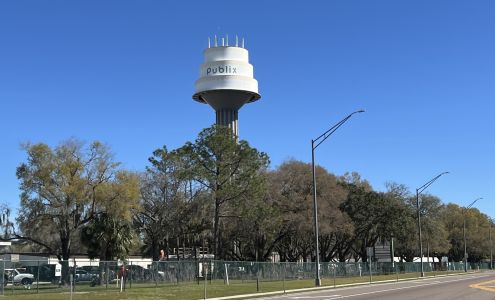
[206, 65, 237, 75]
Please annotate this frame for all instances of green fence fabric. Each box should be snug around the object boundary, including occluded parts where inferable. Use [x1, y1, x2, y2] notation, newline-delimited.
[0, 259, 488, 297]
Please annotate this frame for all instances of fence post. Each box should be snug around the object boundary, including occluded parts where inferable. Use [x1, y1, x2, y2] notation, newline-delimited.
[106, 261, 109, 290]
[70, 274, 73, 300]
[37, 260, 40, 293]
[197, 258, 200, 285]
[210, 261, 214, 284]
[155, 261, 158, 288]
[119, 263, 123, 292]
[224, 263, 229, 285]
[256, 262, 260, 292]
[283, 262, 286, 294]
[333, 264, 336, 288]
[395, 263, 399, 282]
[176, 260, 180, 285]
[203, 262, 207, 300]
[369, 261, 372, 284]
[129, 261, 132, 289]
[2, 260, 4, 296]
[11, 263, 14, 295]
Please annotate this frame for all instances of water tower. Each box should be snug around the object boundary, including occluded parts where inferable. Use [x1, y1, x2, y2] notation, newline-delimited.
[193, 36, 260, 136]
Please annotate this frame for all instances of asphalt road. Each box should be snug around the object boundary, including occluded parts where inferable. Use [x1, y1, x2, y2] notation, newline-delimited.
[251, 272, 495, 300]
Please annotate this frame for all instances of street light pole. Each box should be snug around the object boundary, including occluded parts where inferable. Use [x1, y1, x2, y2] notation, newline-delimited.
[311, 139, 320, 286]
[311, 109, 364, 287]
[463, 197, 482, 272]
[463, 217, 467, 272]
[415, 172, 449, 277]
[490, 217, 493, 270]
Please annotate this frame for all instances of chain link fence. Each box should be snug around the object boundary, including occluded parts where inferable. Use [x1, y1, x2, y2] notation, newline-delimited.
[0, 259, 489, 297]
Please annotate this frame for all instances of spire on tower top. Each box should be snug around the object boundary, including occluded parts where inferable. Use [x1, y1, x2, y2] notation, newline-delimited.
[208, 34, 245, 48]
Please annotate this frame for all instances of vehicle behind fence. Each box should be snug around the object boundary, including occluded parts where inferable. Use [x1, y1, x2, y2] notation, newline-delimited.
[0, 259, 490, 297]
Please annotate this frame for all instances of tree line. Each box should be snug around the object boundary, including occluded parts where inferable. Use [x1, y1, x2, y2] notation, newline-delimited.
[4, 126, 493, 283]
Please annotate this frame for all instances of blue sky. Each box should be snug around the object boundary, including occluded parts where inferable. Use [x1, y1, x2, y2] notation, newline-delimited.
[1, 0, 494, 219]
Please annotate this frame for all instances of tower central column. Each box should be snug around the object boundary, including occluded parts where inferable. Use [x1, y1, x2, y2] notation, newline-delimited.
[216, 109, 238, 137]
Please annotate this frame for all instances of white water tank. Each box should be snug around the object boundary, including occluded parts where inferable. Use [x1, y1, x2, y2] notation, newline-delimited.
[193, 36, 261, 136]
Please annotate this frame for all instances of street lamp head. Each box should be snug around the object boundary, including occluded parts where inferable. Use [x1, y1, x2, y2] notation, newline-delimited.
[416, 171, 449, 195]
[466, 197, 482, 209]
[347, 109, 365, 118]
